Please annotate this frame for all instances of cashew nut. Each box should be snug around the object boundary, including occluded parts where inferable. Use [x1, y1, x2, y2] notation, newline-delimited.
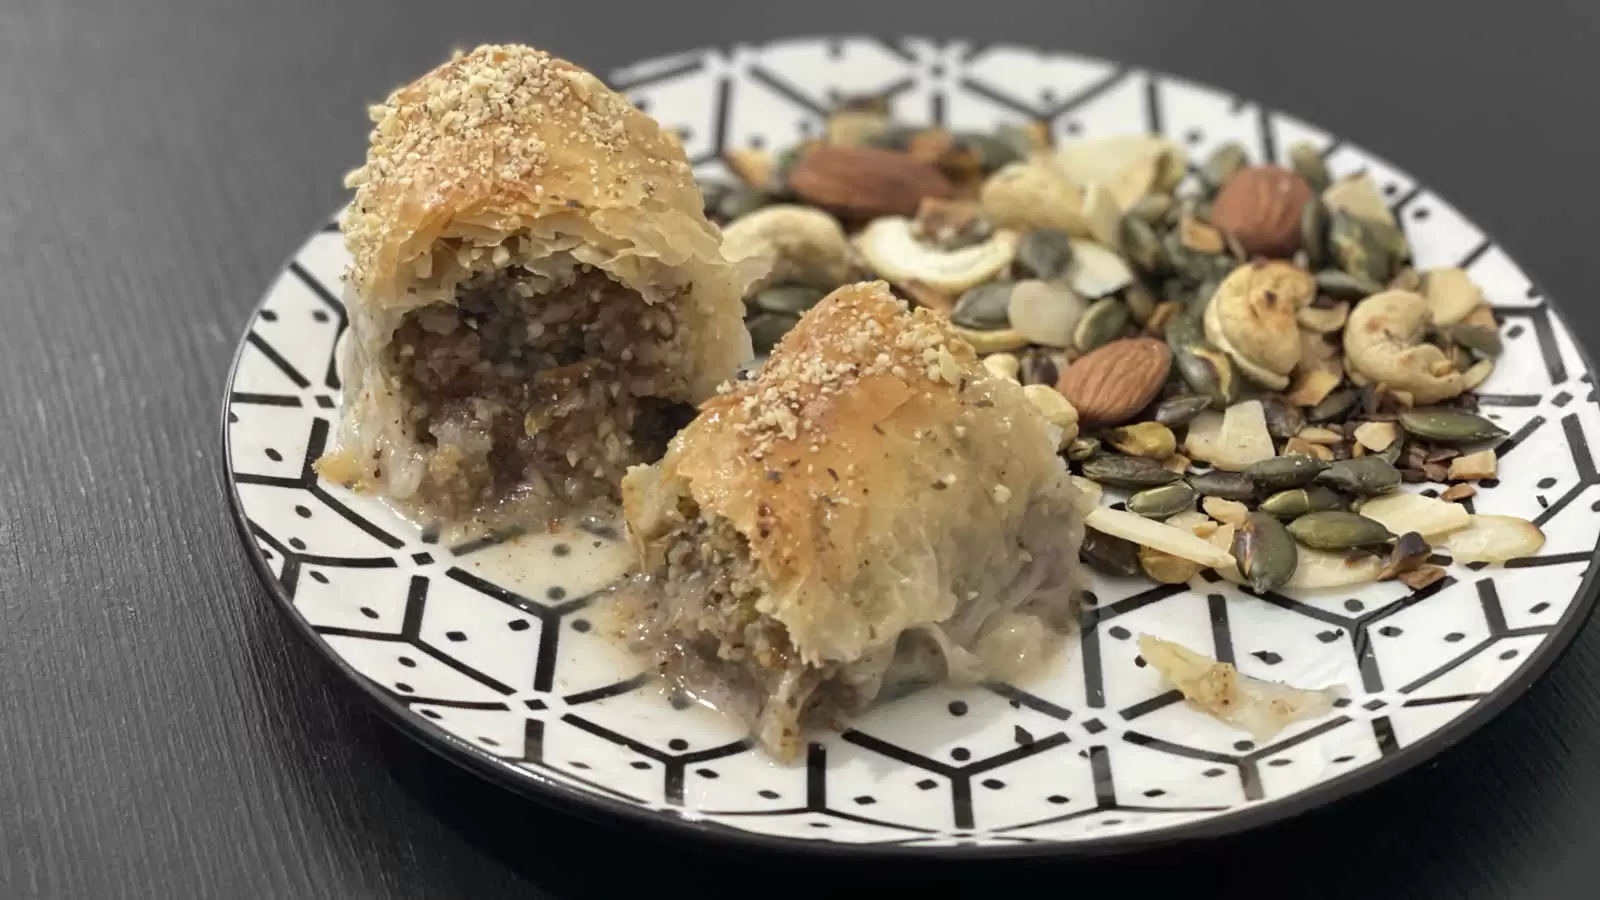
[854, 216, 1018, 294]
[979, 161, 1091, 236]
[720, 204, 853, 293]
[1202, 262, 1315, 390]
[1343, 290, 1465, 404]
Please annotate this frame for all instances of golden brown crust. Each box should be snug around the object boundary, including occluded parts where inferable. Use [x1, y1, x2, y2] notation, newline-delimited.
[342, 44, 714, 306]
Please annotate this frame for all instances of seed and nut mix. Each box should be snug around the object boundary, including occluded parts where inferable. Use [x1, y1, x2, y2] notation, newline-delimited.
[698, 97, 1545, 585]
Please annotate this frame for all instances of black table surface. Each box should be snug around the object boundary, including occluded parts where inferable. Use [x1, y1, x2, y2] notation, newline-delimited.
[5, 0, 1600, 896]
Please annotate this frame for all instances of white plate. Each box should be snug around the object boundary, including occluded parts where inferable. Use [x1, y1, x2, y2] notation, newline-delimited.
[222, 35, 1600, 856]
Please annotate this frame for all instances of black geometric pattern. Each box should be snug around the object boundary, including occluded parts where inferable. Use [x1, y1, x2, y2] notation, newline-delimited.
[224, 37, 1600, 849]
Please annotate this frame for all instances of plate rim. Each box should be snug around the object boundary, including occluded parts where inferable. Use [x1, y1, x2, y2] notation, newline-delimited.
[221, 34, 1600, 859]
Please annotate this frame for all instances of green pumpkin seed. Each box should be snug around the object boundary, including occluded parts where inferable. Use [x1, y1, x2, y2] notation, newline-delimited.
[1300, 199, 1329, 271]
[1200, 142, 1248, 193]
[1314, 268, 1383, 300]
[955, 131, 1025, 174]
[1396, 408, 1509, 444]
[1234, 512, 1298, 593]
[1015, 228, 1076, 281]
[1165, 312, 1240, 409]
[1246, 454, 1330, 490]
[753, 285, 827, 314]
[1308, 387, 1359, 422]
[1261, 395, 1307, 441]
[1316, 456, 1401, 495]
[1119, 215, 1169, 275]
[1080, 454, 1182, 489]
[1288, 142, 1331, 194]
[747, 312, 799, 354]
[1073, 297, 1130, 352]
[1187, 470, 1258, 502]
[1130, 193, 1175, 225]
[1126, 482, 1199, 519]
[1329, 210, 1394, 285]
[1081, 528, 1141, 577]
[1123, 282, 1158, 324]
[1161, 277, 1194, 310]
[1066, 437, 1101, 461]
[1287, 511, 1395, 551]
[1447, 323, 1503, 358]
[951, 281, 1016, 330]
[1155, 394, 1213, 428]
[1259, 485, 1346, 519]
[1377, 439, 1405, 466]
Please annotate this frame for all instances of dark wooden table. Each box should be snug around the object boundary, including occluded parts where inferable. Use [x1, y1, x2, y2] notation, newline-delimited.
[4, 0, 1600, 896]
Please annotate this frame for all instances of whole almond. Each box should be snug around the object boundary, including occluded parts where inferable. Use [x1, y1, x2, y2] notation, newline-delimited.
[1208, 165, 1311, 258]
[1056, 337, 1172, 425]
[788, 145, 954, 219]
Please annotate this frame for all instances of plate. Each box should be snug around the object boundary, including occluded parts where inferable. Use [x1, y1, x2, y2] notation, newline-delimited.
[223, 35, 1600, 856]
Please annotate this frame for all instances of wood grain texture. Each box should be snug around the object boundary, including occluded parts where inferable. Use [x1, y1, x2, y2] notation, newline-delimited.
[1, 0, 1597, 897]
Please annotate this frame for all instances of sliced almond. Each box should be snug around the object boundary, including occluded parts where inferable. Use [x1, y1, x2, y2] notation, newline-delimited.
[1440, 483, 1477, 502]
[1166, 510, 1214, 534]
[1086, 506, 1237, 569]
[1210, 400, 1276, 471]
[1183, 411, 1224, 463]
[1139, 545, 1203, 584]
[1138, 634, 1347, 741]
[1444, 515, 1546, 564]
[1284, 437, 1334, 460]
[1296, 426, 1344, 446]
[1421, 268, 1486, 327]
[1448, 449, 1497, 481]
[1357, 492, 1472, 539]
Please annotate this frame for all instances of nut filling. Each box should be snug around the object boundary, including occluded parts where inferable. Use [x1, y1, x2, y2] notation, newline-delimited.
[387, 267, 694, 522]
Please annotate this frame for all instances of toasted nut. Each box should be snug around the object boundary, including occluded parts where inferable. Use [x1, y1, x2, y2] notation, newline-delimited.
[980, 161, 1090, 235]
[720, 204, 854, 292]
[855, 217, 1018, 294]
[1283, 437, 1334, 460]
[1441, 483, 1477, 502]
[1352, 421, 1400, 452]
[1444, 515, 1545, 564]
[1343, 291, 1465, 404]
[1296, 426, 1344, 446]
[1109, 421, 1177, 460]
[982, 352, 1021, 382]
[1205, 262, 1316, 388]
[1448, 449, 1497, 481]
[1421, 268, 1487, 327]
[1203, 497, 1250, 527]
[1140, 545, 1203, 583]
[1021, 384, 1079, 447]
[1356, 492, 1471, 538]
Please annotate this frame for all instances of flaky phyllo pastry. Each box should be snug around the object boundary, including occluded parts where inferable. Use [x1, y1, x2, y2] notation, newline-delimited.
[316, 45, 753, 530]
[620, 282, 1089, 759]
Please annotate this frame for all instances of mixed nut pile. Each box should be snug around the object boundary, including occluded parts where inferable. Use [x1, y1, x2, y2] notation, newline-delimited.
[696, 94, 1544, 594]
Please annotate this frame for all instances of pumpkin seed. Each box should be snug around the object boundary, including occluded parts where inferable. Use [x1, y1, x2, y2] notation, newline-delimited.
[1396, 408, 1508, 444]
[1377, 439, 1405, 466]
[1080, 454, 1182, 489]
[1261, 395, 1306, 440]
[1155, 394, 1213, 427]
[1447, 323, 1503, 358]
[1259, 485, 1346, 519]
[1287, 511, 1395, 551]
[1127, 482, 1199, 519]
[747, 312, 799, 353]
[1308, 387, 1358, 422]
[1200, 142, 1248, 193]
[1288, 141, 1331, 194]
[1316, 456, 1401, 495]
[1123, 282, 1158, 325]
[1015, 228, 1076, 280]
[1187, 470, 1258, 502]
[951, 281, 1016, 330]
[1314, 269, 1383, 300]
[1166, 312, 1240, 409]
[954, 131, 1026, 174]
[1120, 215, 1169, 274]
[1234, 512, 1298, 593]
[1018, 349, 1061, 387]
[1130, 192, 1175, 225]
[1073, 297, 1130, 352]
[753, 284, 827, 314]
[1298, 199, 1329, 272]
[1109, 422, 1178, 459]
[1080, 528, 1141, 577]
[1245, 454, 1329, 490]
[1066, 437, 1101, 461]
[1329, 210, 1394, 285]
